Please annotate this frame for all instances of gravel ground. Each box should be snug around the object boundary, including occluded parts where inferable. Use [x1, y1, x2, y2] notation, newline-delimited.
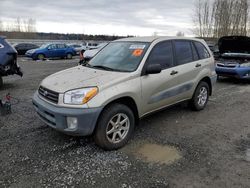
[0, 57, 250, 188]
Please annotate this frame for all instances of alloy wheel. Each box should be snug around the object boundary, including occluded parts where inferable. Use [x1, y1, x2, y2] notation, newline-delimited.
[106, 113, 130, 144]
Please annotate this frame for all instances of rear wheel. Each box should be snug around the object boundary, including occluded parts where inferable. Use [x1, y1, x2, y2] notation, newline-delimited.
[190, 81, 209, 111]
[66, 53, 73, 59]
[37, 54, 45, 60]
[94, 103, 135, 150]
[0, 76, 3, 87]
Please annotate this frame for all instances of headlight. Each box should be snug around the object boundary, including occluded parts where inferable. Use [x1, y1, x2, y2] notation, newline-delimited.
[64, 87, 98, 105]
[240, 63, 250, 67]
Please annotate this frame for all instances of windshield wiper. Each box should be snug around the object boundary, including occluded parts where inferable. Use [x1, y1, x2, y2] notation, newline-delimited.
[92, 65, 118, 71]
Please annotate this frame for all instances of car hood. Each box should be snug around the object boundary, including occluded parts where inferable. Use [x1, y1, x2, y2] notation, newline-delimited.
[40, 65, 131, 93]
[218, 36, 250, 54]
[27, 48, 40, 53]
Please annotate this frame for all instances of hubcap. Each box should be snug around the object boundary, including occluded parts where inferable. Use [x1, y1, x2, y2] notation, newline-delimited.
[38, 54, 44, 60]
[106, 113, 130, 144]
[197, 87, 208, 106]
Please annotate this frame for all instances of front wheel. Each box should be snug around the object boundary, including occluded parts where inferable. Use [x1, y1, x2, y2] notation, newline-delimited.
[94, 103, 135, 150]
[37, 54, 45, 60]
[189, 81, 209, 111]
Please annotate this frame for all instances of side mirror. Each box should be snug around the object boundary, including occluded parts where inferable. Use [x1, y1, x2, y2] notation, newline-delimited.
[145, 64, 162, 75]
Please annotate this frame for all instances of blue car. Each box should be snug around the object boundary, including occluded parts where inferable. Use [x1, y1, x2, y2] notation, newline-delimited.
[25, 43, 76, 60]
[215, 36, 250, 79]
[216, 60, 250, 79]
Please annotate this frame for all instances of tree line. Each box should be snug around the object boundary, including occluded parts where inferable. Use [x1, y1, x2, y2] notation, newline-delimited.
[0, 18, 36, 32]
[193, 0, 249, 38]
[1, 1, 250, 40]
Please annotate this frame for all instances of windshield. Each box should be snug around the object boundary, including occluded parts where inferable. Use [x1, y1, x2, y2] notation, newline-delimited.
[88, 42, 149, 72]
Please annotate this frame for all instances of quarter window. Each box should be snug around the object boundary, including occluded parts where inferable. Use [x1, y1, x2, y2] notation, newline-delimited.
[194, 42, 210, 59]
[147, 41, 174, 69]
[191, 42, 199, 61]
[174, 41, 193, 65]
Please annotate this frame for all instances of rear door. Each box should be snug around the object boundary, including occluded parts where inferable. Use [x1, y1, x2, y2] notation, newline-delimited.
[171, 40, 206, 99]
[140, 40, 183, 115]
[56, 44, 67, 57]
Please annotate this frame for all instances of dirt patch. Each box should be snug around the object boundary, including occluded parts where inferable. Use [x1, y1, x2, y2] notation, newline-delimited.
[134, 143, 182, 165]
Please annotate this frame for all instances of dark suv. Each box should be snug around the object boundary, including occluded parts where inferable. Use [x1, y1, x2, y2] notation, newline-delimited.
[0, 36, 23, 87]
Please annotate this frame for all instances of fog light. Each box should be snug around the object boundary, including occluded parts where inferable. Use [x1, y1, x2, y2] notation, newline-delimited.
[67, 117, 78, 130]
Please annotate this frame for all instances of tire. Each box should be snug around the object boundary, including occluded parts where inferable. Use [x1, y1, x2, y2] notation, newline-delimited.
[94, 103, 135, 150]
[37, 54, 45, 60]
[189, 81, 209, 111]
[66, 53, 73, 59]
[0, 77, 3, 87]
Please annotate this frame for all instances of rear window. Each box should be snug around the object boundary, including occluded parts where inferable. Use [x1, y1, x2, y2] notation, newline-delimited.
[194, 42, 210, 59]
[174, 41, 193, 65]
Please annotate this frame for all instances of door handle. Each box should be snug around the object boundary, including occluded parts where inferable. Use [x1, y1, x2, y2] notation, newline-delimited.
[195, 63, 201, 68]
[170, 70, 178, 75]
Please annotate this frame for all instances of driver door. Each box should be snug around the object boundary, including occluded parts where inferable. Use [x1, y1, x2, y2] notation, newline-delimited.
[140, 40, 181, 115]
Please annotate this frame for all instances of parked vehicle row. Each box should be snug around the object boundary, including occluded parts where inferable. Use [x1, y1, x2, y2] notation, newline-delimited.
[12, 41, 105, 60]
[32, 36, 216, 150]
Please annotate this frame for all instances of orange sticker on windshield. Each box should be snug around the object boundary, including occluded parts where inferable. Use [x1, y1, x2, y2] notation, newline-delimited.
[132, 49, 143, 57]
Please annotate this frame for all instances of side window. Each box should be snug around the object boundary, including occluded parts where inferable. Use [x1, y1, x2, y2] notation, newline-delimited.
[147, 41, 174, 69]
[48, 44, 57, 49]
[191, 42, 199, 61]
[174, 40, 193, 65]
[57, 44, 65, 49]
[194, 42, 210, 59]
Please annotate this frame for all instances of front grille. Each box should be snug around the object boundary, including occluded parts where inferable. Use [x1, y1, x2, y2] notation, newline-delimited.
[217, 63, 237, 68]
[38, 86, 59, 103]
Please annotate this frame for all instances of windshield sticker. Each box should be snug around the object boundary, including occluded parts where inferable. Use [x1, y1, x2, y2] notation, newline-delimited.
[129, 44, 146, 50]
[132, 49, 143, 57]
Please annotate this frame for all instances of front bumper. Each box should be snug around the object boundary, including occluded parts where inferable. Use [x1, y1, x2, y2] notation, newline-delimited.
[216, 66, 250, 79]
[32, 92, 103, 136]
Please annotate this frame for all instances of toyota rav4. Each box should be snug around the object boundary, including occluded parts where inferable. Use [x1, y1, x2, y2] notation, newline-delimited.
[33, 37, 216, 150]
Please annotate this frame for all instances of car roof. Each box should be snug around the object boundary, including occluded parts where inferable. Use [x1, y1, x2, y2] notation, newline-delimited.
[115, 36, 205, 43]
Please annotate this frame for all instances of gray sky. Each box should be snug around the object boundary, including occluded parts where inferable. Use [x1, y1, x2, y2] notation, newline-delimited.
[0, 0, 195, 36]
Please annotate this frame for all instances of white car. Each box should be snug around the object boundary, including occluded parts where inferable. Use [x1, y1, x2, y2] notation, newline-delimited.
[68, 44, 85, 55]
[83, 43, 108, 60]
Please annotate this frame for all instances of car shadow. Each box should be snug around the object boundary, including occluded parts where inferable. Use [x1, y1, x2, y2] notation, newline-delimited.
[217, 77, 250, 85]
[0, 83, 16, 91]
